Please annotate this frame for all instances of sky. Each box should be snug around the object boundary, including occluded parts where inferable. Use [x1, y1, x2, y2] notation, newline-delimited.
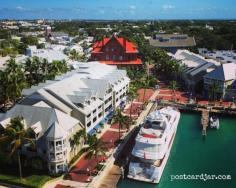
[0, 0, 236, 20]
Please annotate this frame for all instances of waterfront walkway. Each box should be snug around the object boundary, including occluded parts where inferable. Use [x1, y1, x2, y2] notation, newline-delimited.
[94, 90, 160, 188]
[155, 81, 236, 109]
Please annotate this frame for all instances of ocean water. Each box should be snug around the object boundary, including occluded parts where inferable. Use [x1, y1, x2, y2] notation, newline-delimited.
[118, 112, 236, 188]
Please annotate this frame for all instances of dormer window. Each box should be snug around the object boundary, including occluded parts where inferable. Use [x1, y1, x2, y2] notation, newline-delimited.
[77, 103, 84, 108]
[85, 100, 91, 105]
[92, 97, 96, 101]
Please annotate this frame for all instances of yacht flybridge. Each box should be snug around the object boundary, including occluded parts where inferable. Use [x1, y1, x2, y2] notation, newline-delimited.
[128, 106, 180, 183]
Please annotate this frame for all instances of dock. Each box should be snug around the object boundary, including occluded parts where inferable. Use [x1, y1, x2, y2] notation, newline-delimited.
[201, 110, 209, 136]
[98, 165, 121, 188]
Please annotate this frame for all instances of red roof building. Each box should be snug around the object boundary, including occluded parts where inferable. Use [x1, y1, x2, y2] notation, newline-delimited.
[91, 35, 142, 65]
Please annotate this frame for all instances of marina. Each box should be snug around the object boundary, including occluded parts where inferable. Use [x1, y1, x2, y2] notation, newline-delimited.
[118, 112, 236, 188]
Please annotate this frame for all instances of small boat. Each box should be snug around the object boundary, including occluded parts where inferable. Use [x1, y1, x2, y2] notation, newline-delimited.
[210, 116, 220, 129]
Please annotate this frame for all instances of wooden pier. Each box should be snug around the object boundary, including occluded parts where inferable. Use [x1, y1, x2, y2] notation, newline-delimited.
[98, 165, 121, 188]
[201, 110, 209, 136]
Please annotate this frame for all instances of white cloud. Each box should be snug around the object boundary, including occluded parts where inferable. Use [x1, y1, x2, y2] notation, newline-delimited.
[129, 5, 136, 10]
[16, 6, 24, 10]
[162, 4, 175, 11]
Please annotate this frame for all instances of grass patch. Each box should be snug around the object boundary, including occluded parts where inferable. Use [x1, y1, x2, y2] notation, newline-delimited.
[0, 173, 52, 188]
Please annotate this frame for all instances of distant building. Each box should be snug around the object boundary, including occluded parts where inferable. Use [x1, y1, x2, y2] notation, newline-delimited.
[199, 48, 236, 64]
[150, 34, 196, 53]
[90, 35, 142, 66]
[45, 26, 70, 44]
[205, 24, 214, 31]
[26, 45, 68, 62]
[45, 26, 52, 38]
[169, 50, 220, 92]
[203, 63, 236, 100]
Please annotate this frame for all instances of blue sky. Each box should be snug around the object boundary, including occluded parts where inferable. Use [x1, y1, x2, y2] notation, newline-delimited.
[0, 0, 235, 20]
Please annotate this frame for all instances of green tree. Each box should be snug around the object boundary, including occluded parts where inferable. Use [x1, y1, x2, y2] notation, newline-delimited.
[0, 70, 9, 108]
[127, 87, 137, 118]
[4, 58, 26, 103]
[47, 60, 68, 80]
[69, 49, 79, 61]
[80, 136, 107, 166]
[0, 116, 34, 180]
[208, 82, 220, 101]
[169, 80, 178, 101]
[112, 109, 132, 140]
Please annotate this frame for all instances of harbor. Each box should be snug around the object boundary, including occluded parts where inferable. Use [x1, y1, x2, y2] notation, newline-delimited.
[118, 112, 236, 188]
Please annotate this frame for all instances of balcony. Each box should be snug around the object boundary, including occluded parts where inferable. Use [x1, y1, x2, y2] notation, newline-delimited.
[49, 154, 65, 162]
[56, 145, 63, 151]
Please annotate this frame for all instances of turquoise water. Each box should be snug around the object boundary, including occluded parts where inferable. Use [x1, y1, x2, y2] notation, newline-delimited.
[118, 112, 236, 188]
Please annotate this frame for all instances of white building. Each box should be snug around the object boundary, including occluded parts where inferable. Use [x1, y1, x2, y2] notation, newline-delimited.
[26, 44, 68, 62]
[0, 62, 129, 174]
[21, 62, 130, 135]
[0, 101, 82, 174]
[169, 50, 220, 91]
[198, 48, 236, 64]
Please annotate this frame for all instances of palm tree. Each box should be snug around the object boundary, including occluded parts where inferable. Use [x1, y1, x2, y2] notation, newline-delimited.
[139, 76, 150, 105]
[169, 80, 178, 102]
[0, 116, 34, 180]
[208, 82, 220, 101]
[0, 70, 9, 108]
[69, 49, 79, 61]
[4, 58, 26, 103]
[73, 128, 86, 146]
[80, 136, 107, 167]
[127, 87, 137, 118]
[112, 109, 132, 140]
[41, 58, 49, 82]
[24, 57, 42, 86]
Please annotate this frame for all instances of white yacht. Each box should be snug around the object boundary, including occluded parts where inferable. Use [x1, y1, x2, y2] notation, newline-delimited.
[128, 106, 180, 183]
[210, 116, 220, 129]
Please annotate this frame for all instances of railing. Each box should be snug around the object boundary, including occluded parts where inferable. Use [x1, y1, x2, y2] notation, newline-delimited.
[56, 145, 63, 151]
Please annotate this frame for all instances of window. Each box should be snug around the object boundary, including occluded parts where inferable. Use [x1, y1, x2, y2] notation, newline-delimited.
[106, 55, 109, 60]
[93, 109, 96, 113]
[113, 55, 116, 60]
[87, 114, 91, 118]
[87, 121, 91, 127]
[56, 141, 62, 146]
[93, 117, 97, 123]
[119, 56, 123, 61]
[98, 112, 103, 118]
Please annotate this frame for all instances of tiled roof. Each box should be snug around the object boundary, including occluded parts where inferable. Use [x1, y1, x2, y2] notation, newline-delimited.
[99, 58, 142, 65]
[92, 36, 138, 53]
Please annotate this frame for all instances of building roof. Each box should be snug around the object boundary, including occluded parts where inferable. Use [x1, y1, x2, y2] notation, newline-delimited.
[0, 104, 80, 139]
[99, 58, 142, 65]
[171, 50, 220, 68]
[150, 34, 196, 48]
[204, 63, 236, 81]
[21, 61, 130, 115]
[92, 36, 138, 53]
